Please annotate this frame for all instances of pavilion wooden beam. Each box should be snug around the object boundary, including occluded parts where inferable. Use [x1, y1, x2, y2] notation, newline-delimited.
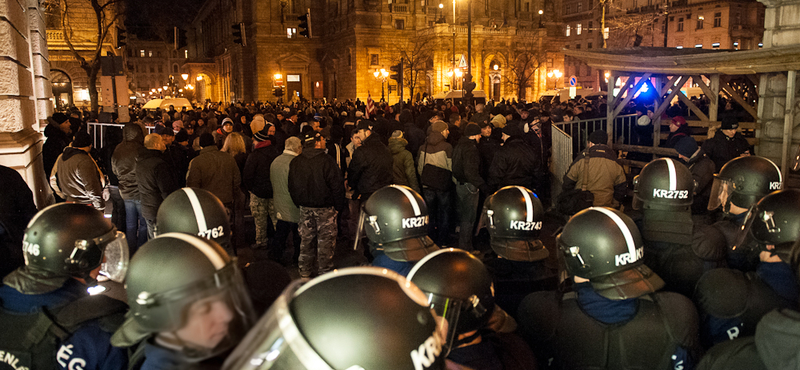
[660, 75, 681, 96]
[677, 91, 710, 121]
[720, 77, 759, 121]
[613, 72, 652, 118]
[653, 75, 688, 119]
[709, 74, 720, 122]
[607, 71, 618, 144]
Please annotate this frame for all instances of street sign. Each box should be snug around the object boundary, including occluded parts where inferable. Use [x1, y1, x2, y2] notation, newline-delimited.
[569, 75, 577, 87]
[458, 54, 467, 69]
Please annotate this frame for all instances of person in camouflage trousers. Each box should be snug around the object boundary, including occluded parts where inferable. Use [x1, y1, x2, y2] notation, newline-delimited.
[288, 132, 346, 279]
[297, 207, 338, 277]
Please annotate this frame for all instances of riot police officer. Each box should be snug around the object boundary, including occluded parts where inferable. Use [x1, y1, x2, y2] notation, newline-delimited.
[223, 267, 448, 370]
[517, 207, 702, 370]
[632, 158, 728, 297]
[156, 187, 232, 249]
[481, 185, 559, 316]
[695, 189, 800, 347]
[707, 156, 782, 271]
[111, 233, 256, 368]
[0, 203, 129, 370]
[157, 187, 291, 314]
[407, 248, 534, 370]
[359, 184, 439, 276]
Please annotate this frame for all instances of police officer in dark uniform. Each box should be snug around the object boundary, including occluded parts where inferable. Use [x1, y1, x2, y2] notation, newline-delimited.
[517, 207, 702, 370]
[156, 187, 291, 314]
[110, 233, 256, 368]
[359, 185, 439, 276]
[694, 189, 800, 348]
[223, 267, 448, 370]
[0, 204, 129, 370]
[631, 158, 728, 297]
[481, 185, 559, 316]
[707, 156, 782, 271]
[407, 249, 535, 370]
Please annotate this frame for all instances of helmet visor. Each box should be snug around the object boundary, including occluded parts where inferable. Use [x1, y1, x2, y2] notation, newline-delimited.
[707, 176, 734, 211]
[156, 263, 256, 362]
[100, 231, 129, 283]
[423, 292, 464, 357]
[732, 206, 767, 255]
[631, 175, 643, 210]
[222, 281, 335, 370]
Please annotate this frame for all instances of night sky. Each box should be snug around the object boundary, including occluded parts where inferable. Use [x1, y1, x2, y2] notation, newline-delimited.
[124, 0, 205, 41]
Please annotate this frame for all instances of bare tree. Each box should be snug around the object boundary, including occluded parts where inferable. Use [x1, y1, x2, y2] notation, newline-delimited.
[503, 40, 547, 101]
[56, 0, 124, 113]
[393, 31, 436, 103]
[605, 3, 664, 47]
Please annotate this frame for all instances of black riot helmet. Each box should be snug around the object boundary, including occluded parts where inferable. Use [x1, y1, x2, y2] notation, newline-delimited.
[3, 204, 128, 294]
[558, 207, 664, 300]
[708, 156, 782, 212]
[361, 185, 438, 261]
[735, 189, 800, 262]
[222, 267, 447, 370]
[157, 187, 232, 248]
[482, 186, 548, 261]
[407, 248, 495, 352]
[111, 233, 255, 362]
[633, 158, 695, 210]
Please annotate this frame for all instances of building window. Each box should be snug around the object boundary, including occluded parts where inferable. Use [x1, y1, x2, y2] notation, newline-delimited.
[677, 18, 684, 32]
[525, 1, 530, 12]
[576, 43, 581, 49]
[286, 28, 297, 38]
[370, 54, 379, 66]
[588, 42, 593, 48]
[713, 12, 722, 27]
[696, 16, 704, 29]
[149, 65, 154, 73]
[140, 50, 145, 58]
[395, 19, 405, 29]
[588, 21, 593, 33]
[565, 4, 571, 14]
[158, 65, 163, 73]
[577, 1, 582, 12]
[148, 51, 153, 57]
[577, 23, 582, 35]
[566, 25, 571, 36]
[712, 42, 720, 48]
[185, 50, 188, 59]
[173, 65, 178, 73]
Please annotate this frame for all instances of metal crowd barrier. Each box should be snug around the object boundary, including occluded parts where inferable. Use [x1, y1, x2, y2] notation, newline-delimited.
[87, 122, 156, 149]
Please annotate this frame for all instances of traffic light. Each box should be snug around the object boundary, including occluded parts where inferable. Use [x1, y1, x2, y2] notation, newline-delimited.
[389, 59, 404, 88]
[273, 87, 284, 97]
[232, 22, 247, 46]
[297, 11, 312, 38]
[173, 27, 187, 50]
[116, 27, 126, 49]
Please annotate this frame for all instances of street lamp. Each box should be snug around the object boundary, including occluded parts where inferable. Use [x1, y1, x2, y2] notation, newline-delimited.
[373, 68, 389, 101]
[547, 69, 562, 89]
[181, 73, 189, 81]
[196, 75, 203, 81]
[538, 9, 544, 28]
[274, 73, 282, 80]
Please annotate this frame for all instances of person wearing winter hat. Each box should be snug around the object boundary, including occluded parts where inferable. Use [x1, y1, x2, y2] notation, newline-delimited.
[673, 136, 715, 215]
[665, 116, 692, 148]
[214, 117, 234, 149]
[490, 122, 541, 194]
[418, 118, 454, 246]
[53, 131, 106, 211]
[701, 116, 752, 171]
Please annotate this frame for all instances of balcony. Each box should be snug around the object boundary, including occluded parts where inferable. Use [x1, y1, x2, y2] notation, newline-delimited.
[46, 30, 64, 42]
[392, 4, 409, 13]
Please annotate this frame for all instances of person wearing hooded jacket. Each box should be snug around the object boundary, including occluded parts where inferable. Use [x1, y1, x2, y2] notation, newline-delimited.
[388, 131, 420, 193]
[243, 126, 282, 249]
[417, 120, 454, 247]
[55, 132, 106, 211]
[112, 123, 148, 249]
[562, 130, 626, 209]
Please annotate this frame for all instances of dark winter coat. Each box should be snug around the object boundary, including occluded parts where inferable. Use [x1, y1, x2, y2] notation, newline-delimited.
[288, 148, 346, 211]
[348, 133, 393, 199]
[489, 136, 540, 192]
[42, 123, 71, 179]
[388, 137, 420, 193]
[453, 136, 489, 194]
[111, 124, 146, 200]
[243, 141, 281, 199]
[136, 149, 179, 221]
[701, 130, 752, 172]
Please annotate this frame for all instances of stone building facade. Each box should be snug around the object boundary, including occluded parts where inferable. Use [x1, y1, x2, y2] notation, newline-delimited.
[561, 0, 765, 89]
[186, 0, 566, 103]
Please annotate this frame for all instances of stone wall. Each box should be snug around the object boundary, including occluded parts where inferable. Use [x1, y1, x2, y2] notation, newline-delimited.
[0, 0, 52, 208]
[756, 0, 800, 175]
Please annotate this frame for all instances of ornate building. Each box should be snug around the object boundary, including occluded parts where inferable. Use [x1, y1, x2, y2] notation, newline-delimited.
[43, 0, 123, 110]
[561, 0, 765, 89]
[185, 0, 566, 103]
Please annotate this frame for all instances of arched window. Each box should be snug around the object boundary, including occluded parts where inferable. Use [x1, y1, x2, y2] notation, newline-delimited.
[173, 64, 179, 73]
